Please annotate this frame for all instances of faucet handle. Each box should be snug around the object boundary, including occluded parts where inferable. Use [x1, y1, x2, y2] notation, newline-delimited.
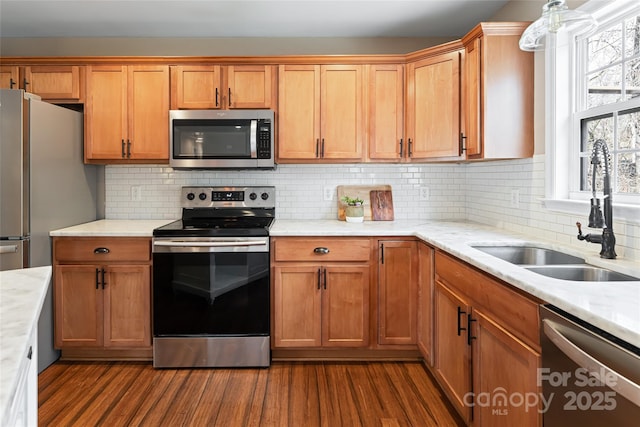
[576, 222, 585, 240]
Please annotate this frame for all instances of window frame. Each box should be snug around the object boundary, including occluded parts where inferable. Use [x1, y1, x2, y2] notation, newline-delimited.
[544, 0, 640, 224]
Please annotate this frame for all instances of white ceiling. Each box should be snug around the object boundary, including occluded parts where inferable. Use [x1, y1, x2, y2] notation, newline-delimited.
[0, 0, 512, 38]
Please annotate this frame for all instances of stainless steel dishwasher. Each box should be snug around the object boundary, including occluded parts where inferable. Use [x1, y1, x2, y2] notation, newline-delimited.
[540, 305, 640, 426]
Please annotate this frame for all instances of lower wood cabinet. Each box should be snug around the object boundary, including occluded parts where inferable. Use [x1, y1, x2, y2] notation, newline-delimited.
[377, 239, 419, 346]
[271, 237, 371, 348]
[417, 242, 434, 365]
[272, 265, 370, 347]
[433, 251, 542, 426]
[52, 237, 152, 359]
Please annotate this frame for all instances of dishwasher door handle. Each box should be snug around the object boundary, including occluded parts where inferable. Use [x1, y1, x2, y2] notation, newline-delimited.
[543, 319, 640, 407]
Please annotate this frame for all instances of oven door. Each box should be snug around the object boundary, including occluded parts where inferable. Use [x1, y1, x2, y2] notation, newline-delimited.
[152, 237, 270, 337]
[152, 237, 270, 367]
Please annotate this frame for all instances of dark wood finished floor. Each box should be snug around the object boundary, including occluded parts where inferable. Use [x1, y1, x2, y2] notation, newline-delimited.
[38, 361, 464, 427]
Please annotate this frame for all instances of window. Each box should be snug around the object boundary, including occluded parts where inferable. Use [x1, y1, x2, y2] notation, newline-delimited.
[546, 0, 640, 223]
[576, 10, 640, 203]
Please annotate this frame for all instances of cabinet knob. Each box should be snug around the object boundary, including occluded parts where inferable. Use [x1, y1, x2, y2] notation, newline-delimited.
[313, 247, 330, 254]
[94, 247, 110, 254]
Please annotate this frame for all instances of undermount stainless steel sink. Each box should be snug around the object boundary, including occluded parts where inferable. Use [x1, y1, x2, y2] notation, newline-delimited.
[526, 265, 639, 282]
[472, 245, 585, 266]
[471, 244, 639, 282]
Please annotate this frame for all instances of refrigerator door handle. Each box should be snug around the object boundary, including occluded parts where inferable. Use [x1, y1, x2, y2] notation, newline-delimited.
[0, 244, 19, 254]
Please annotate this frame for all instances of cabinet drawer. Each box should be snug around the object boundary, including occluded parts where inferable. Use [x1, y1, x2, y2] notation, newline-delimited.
[273, 237, 371, 262]
[435, 251, 541, 348]
[54, 238, 151, 263]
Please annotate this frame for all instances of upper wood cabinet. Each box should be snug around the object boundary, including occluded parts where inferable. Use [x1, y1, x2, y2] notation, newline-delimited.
[461, 22, 534, 160]
[0, 65, 83, 102]
[0, 65, 20, 90]
[85, 65, 169, 163]
[170, 64, 275, 109]
[405, 49, 463, 161]
[277, 64, 365, 162]
[367, 64, 405, 161]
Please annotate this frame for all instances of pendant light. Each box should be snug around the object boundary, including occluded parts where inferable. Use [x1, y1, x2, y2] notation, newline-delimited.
[519, 0, 598, 51]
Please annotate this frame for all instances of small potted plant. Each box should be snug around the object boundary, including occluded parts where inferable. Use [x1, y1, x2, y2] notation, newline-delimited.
[341, 195, 365, 223]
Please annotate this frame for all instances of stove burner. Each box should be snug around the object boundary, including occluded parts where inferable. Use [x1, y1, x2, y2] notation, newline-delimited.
[183, 217, 274, 230]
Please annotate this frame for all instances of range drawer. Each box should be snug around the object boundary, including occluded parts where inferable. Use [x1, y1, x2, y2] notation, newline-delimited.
[272, 237, 371, 262]
[53, 237, 151, 263]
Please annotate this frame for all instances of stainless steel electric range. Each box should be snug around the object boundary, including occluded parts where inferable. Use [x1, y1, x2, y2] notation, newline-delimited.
[152, 186, 275, 368]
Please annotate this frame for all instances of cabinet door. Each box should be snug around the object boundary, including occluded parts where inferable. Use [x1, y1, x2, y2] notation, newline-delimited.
[417, 242, 434, 364]
[170, 65, 221, 109]
[85, 65, 128, 160]
[227, 65, 274, 109]
[472, 308, 541, 427]
[322, 265, 370, 347]
[368, 64, 404, 161]
[378, 240, 418, 345]
[434, 281, 472, 423]
[464, 37, 482, 157]
[406, 51, 462, 160]
[23, 66, 82, 101]
[320, 65, 364, 160]
[54, 265, 102, 348]
[277, 64, 320, 160]
[104, 265, 151, 348]
[462, 26, 533, 160]
[272, 265, 322, 347]
[127, 65, 169, 160]
[0, 65, 19, 89]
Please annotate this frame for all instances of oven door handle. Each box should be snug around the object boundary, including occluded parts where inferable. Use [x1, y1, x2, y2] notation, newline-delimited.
[543, 319, 640, 407]
[154, 240, 266, 248]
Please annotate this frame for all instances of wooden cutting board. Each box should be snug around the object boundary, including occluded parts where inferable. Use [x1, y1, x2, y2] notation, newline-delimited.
[370, 190, 394, 221]
[337, 185, 392, 221]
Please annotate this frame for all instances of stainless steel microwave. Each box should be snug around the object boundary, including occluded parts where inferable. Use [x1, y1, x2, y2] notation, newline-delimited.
[169, 109, 274, 169]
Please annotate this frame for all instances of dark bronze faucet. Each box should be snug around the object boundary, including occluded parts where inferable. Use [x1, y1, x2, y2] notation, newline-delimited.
[576, 139, 616, 259]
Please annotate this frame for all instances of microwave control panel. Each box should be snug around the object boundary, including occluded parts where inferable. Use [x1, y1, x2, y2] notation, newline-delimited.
[257, 120, 272, 159]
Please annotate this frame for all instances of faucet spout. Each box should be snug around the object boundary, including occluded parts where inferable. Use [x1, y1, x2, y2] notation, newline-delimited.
[576, 139, 616, 259]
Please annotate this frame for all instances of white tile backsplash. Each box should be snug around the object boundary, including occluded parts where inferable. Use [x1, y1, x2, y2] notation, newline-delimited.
[105, 155, 639, 261]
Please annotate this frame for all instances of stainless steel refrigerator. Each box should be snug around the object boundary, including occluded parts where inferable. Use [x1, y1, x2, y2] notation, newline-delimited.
[0, 88, 102, 372]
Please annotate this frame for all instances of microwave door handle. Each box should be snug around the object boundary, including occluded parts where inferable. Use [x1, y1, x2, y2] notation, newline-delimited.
[250, 120, 258, 158]
[543, 319, 640, 407]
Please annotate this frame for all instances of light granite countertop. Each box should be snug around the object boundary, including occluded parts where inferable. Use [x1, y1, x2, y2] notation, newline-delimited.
[0, 266, 52, 424]
[270, 219, 640, 348]
[49, 219, 174, 236]
[49, 218, 640, 348]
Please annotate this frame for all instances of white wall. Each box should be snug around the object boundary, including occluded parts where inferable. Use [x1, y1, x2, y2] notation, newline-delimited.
[104, 163, 465, 222]
[104, 157, 639, 261]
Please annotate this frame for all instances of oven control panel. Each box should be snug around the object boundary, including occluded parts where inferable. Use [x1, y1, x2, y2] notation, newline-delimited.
[182, 186, 275, 209]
